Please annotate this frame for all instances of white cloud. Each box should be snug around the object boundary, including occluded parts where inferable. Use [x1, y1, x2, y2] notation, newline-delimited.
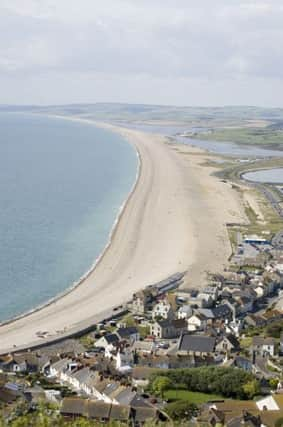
[0, 0, 283, 105]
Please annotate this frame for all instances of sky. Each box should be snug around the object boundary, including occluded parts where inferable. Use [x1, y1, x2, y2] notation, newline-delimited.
[1, 0, 283, 106]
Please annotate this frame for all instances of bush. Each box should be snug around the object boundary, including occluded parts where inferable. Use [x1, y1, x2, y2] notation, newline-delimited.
[165, 400, 198, 421]
[151, 376, 173, 397]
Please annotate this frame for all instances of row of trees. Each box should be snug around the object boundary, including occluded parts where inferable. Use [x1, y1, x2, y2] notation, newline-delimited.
[149, 366, 260, 399]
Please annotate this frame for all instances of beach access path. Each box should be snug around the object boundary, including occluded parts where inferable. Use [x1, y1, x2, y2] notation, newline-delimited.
[0, 123, 246, 354]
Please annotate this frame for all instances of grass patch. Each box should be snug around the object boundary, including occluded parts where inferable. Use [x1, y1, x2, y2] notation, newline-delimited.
[240, 336, 253, 348]
[164, 389, 223, 404]
[190, 127, 283, 148]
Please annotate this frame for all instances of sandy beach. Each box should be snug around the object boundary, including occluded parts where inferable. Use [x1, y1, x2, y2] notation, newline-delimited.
[0, 122, 246, 354]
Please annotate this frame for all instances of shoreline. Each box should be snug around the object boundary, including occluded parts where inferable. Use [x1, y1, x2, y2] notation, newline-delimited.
[0, 117, 142, 327]
[0, 118, 246, 354]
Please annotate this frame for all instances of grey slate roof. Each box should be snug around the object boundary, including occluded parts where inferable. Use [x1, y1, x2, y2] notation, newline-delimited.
[178, 334, 216, 353]
[103, 382, 120, 397]
[198, 304, 232, 320]
[252, 336, 275, 346]
[71, 367, 91, 383]
[104, 333, 120, 344]
[117, 327, 138, 338]
[172, 319, 187, 329]
[226, 334, 240, 348]
[155, 319, 172, 328]
[115, 388, 137, 406]
[60, 398, 86, 416]
[87, 401, 111, 419]
[110, 404, 131, 421]
[133, 407, 157, 422]
[50, 358, 72, 373]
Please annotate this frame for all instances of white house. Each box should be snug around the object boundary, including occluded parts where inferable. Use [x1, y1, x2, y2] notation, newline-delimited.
[94, 333, 119, 349]
[202, 286, 219, 301]
[152, 299, 175, 320]
[177, 305, 193, 320]
[225, 319, 243, 337]
[252, 337, 276, 357]
[49, 358, 73, 381]
[116, 348, 133, 371]
[187, 313, 207, 331]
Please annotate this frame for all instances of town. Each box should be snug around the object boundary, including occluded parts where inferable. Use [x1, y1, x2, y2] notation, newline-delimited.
[2, 232, 283, 426]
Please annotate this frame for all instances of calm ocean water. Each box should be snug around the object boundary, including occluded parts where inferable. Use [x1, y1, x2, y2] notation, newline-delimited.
[0, 113, 137, 321]
[243, 168, 283, 183]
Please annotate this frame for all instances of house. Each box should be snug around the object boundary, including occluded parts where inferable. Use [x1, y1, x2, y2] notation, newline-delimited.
[187, 313, 207, 331]
[115, 347, 133, 372]
[261, 309, 283, 324]
[225, 319, 243, 337]
[201, 395, 283, 427]
[60, 398, 87, 419]
[132, 340, 156, 355]
[49, 358, 73, 380]
[244, 314, 266, 328]
[132, 367, 159, 387]
[150, 319, 176, 339]
[151, 299, 175, 320]
[117, 327, 140, 343]
[0, 354, 27, 373]
[177, 333, 216, 356]
[150, 319, 187, 339]
[177, 305, 192, 319]
[131, 290, 154, 315]
[233, 356, 254, 372]
[198, 304, 233, 323]
[252, 336, 276, 357]
[189, 293, 214, 308]
[215, 335, 240, 353]
[196, 293, 214, 308]
[114, 388, 137, 406]
[0, 352, 49, 374]
[171, 319, 188, 336]
[235, 296, 254, 315]
[202, 286, 219, 301]
[94, 333, 120, 349]
[67, 367, 99, 395]
[61, 397, 162, 424]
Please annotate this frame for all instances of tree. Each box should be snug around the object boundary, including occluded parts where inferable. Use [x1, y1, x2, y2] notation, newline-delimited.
[149, 366, 256, 399]
[269, 378, 279, 390]
[151, 376, 173, 397]
[242, 380, 260, 399]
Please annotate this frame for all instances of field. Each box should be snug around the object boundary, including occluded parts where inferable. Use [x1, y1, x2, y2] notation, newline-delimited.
[190, 127, 283, 149]
[164, 389, 223, 404]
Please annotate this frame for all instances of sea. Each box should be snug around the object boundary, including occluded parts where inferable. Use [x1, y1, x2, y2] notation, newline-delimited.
[0, 113, 138, 321]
